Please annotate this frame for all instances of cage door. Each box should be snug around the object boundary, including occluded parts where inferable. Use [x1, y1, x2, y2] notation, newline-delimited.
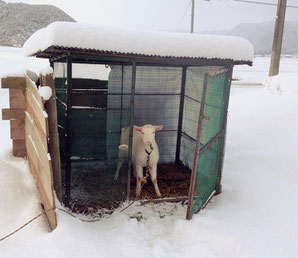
[186, 68, 229, 219]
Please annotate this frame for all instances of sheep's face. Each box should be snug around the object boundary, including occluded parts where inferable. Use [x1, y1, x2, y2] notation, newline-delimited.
[134, 124, 163, 147]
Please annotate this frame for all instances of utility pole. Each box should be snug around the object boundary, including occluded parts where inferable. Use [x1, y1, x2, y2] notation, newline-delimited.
[191, 0, 195, 33]
[269, 0, 287, 76]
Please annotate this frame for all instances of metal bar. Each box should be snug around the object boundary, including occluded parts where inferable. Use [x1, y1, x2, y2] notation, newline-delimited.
[208, 68, 229, 76]
[56, 97, 67, 109]
[64, 54, 73, 206]
[72, 89, 107, 93]
[181, 131, 196, 142]
[216, 66, 233, 195]
[50, 54, 68, 63]
[127, 61, 137, 200]
[186, 72, 209, 220]
[106, 129, 178, 135]
[140, 197, 188, 205]
[44, 48, 251, 66]
[70, 106, 130, 111]
[175, 66, 187, 164]
[199, 132, 223, 154]
[70, 157, 120, 162]
[71, 91, 180, 96]
[185, 94, 221, 110]
[120, 65, 124, 131]
[201, 190, 216, 210]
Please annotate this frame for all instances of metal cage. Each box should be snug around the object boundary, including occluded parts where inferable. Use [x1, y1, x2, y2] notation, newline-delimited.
[49, 51, 234, 219]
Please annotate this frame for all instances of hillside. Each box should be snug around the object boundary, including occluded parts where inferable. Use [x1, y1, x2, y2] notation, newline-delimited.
[0, 0, 75, 47]
[204, 21, 298, 55]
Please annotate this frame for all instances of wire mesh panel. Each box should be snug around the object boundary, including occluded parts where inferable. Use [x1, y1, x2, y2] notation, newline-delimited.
[189, 68, 229, 216]
[180, 66, 222, 169]
[55, 62, 131, 210]
[108, 65, 182, 163]
[134, 66, 182, 163]
[54, 60, 231, 214]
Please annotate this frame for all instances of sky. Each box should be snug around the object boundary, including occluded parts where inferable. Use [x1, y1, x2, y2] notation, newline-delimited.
[4, 0, 298, 32]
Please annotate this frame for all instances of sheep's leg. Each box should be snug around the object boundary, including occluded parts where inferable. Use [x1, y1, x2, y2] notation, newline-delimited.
[114, 158, 123, 180]
[150, 165, 161, 197]
[135, 165, 143, 198]
[114, 149, 127, 180]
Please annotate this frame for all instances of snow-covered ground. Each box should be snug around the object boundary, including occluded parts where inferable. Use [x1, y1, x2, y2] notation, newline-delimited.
[0, 47, 298, 257]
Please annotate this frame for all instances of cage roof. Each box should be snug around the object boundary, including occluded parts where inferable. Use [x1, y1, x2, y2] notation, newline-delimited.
[23, 22, 254, 65]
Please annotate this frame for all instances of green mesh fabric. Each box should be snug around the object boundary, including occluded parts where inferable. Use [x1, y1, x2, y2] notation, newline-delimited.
[180, 66, 222, 169]
[191, 70, 228, 215]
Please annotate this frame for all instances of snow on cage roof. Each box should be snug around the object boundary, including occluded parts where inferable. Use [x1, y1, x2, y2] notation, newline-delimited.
[23, 22, 254, 64]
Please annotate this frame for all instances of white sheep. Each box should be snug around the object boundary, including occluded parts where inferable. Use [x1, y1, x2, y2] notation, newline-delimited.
[114, 124, 163, 198]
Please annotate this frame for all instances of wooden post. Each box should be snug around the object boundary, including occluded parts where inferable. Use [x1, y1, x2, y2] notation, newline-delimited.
[269, 0, 287, 76]
[40, 74, 63, 203]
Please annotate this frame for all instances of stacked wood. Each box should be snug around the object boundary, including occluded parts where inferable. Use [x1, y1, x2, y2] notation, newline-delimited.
[1, 77, 26, 157]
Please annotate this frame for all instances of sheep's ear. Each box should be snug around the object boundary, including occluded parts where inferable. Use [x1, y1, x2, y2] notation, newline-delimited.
[154, 125, 163, 131]
[133, 125, 143, 132]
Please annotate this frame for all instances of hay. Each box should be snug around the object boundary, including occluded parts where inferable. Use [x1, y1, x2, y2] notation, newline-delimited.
[65, 162, 191, 215]
[130, 163, 191, 200]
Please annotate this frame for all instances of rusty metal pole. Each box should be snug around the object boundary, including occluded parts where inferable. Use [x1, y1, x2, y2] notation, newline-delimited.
[269, 0, 287, 76]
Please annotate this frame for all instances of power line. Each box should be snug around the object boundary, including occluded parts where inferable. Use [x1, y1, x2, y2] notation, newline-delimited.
[227, 0, 298, 8]
[176, 0, 192, 32]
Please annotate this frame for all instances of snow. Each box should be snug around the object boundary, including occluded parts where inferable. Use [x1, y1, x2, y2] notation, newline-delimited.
[26, 69, 39, 83]
[232, 56, 298, 86]
[23, 22, 254, 63]
[263, 74, 298, 95]
[40, 65, 53, 76]
[1, 71, 26, 78]
[1, 46, 298, 257]
[38, 86, 52, 101]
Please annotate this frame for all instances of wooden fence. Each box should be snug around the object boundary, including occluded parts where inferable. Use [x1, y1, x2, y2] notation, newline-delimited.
[1, 73, 59, 231]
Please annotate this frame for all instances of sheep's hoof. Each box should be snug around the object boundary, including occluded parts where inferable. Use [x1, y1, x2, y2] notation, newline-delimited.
[140, 177, 147, 184]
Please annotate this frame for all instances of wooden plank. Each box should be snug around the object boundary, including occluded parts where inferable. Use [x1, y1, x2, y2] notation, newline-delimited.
[25, 111, 48, 163]
[10, 120, 25, 139]
[9, 89, 26, 109]
[12, 139, 26, 157]
[26, 88, 48, 137]
[1, 77, 26, 89]
[41, 74, 63, 202]
[26, 146, 56, 230]
[26, 75, 44, 108]
[25, 134, 53, 205]
[2, 108, 25, 120]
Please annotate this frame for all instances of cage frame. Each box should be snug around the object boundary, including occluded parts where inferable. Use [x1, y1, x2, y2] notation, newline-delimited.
[31, 45, 249, 219]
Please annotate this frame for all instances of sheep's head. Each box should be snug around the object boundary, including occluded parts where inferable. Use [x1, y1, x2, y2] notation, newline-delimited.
[134, 124, 163, 148]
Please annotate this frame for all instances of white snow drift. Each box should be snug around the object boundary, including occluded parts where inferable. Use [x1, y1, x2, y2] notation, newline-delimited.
[23, 22, 254, 63]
